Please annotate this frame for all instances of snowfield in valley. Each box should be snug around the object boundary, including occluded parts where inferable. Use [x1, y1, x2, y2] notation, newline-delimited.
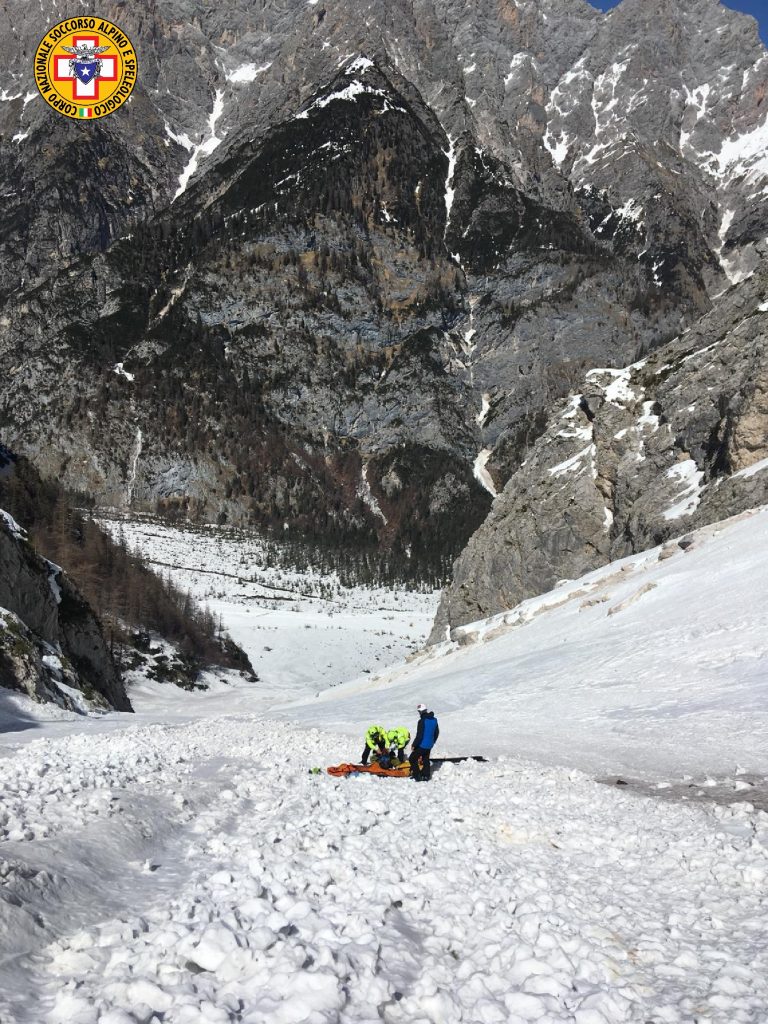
[1, 508, 768, 1022]
[96, 514, 439, 700]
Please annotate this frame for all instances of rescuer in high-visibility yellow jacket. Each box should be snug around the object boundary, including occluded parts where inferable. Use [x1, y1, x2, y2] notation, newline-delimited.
[361, 725, 388, 765]
[387, 727, 411, 764]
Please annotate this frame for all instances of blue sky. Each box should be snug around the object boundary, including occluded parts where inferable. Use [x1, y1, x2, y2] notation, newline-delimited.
[588, 0, 768, 44]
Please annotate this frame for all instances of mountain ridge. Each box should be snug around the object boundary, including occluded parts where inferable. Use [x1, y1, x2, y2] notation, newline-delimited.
[0, 0, 766, 583]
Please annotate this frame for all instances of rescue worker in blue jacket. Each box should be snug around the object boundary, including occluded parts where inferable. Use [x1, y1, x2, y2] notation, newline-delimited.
[410, 703, 439, 781]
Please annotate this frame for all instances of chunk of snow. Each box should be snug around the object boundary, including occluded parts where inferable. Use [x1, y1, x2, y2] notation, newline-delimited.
[560, 395, 583, 420]
[542, 66, 588, 167]
[543, 128, 571, 167]
[558, 424, 593, 441]
[651, 257, 666, 286]
[716, 206, 733, 244]
[504, 53, 538, 90]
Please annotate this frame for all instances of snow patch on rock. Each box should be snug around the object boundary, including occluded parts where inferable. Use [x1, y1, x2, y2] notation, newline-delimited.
[357, 463, 387, 523]
[732, 456, 768, 480]
[113, 362, 135, 382]
[476, 393, 491, 427]
[549, 444, 595, 478]
[0, 508, 26, 540]
[663, 459, 705, 520]
[473, 448, 497, 497]
[226, 62, 272, 84]
[715, 114, 768, 193]
[173, 91, 225, 200]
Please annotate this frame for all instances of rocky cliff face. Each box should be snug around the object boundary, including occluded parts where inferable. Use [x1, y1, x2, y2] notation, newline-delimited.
[431, 268, 768, 639]
[0, 511, 131, 711]
[0, 0, 766, 578]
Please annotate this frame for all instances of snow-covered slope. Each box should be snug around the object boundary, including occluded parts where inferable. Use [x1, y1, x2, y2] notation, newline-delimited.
[2, 698, 767, 1023]
[9, 724, 768, 1024]
[1, 511, 768, 1023]
[285, 506, 768, 781]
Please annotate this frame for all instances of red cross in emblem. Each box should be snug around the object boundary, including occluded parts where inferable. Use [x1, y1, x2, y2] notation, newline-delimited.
[53, 35, 118, 102]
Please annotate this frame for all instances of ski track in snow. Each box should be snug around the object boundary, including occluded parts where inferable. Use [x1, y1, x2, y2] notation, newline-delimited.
[2, 511, 768, 1021]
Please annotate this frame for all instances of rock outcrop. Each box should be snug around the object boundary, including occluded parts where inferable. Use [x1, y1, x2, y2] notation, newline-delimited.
[432, 267, 768, 639]
[0, 1, 766, 579]
[0, 511, 131, 711]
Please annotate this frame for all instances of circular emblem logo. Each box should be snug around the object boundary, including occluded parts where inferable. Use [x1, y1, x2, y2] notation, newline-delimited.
[34, 17, 137, 121]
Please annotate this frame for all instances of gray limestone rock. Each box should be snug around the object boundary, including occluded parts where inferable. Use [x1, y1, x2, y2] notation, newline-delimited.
[0, 512, 131, 710]
[432, 266, 768, 639]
